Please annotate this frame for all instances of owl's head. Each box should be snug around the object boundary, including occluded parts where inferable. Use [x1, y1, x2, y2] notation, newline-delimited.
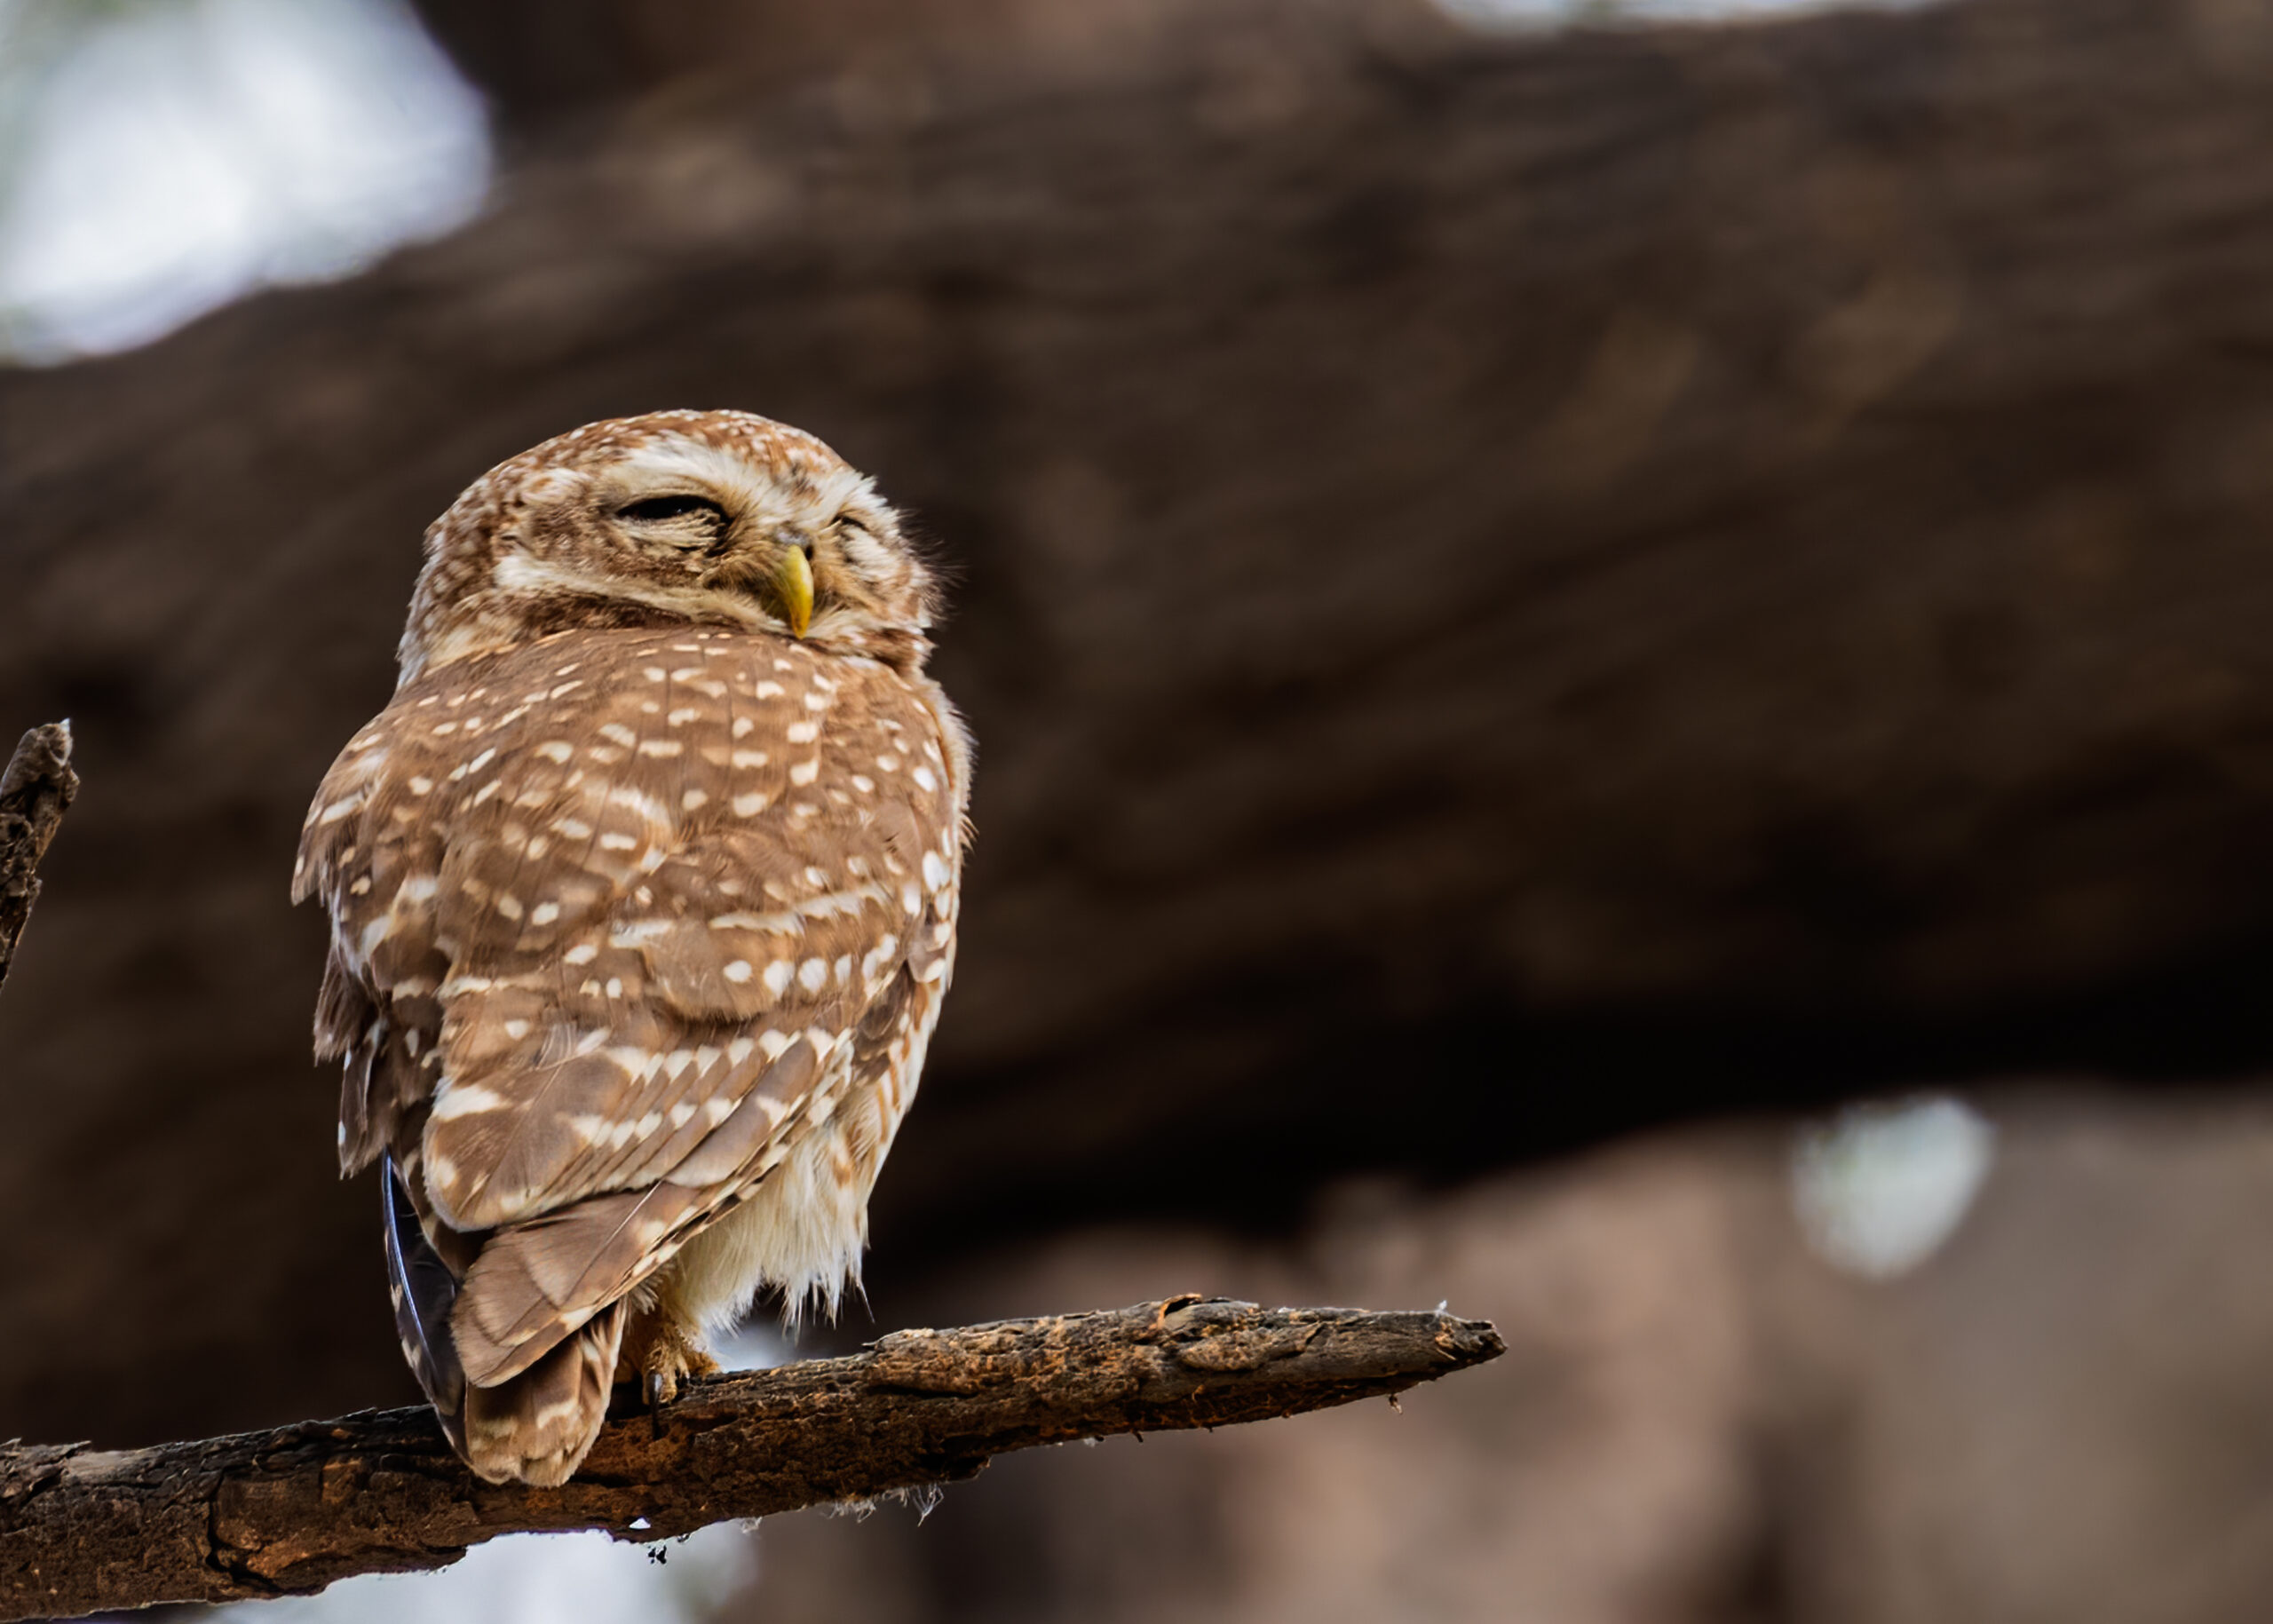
[399, 410, 938, 680]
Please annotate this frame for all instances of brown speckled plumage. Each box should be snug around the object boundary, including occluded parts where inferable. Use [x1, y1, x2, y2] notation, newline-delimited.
[294, 411, 970, 1485]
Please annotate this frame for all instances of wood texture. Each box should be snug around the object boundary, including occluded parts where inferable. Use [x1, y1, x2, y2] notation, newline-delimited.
[0, 1298, 1501, 1621]
[0, 723, 75, 999]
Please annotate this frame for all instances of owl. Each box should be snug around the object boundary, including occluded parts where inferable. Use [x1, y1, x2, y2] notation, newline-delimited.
[292, 410, 970, 1486]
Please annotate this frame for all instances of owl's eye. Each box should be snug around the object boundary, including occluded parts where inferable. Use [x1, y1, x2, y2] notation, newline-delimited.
[618, 495, 728, 524]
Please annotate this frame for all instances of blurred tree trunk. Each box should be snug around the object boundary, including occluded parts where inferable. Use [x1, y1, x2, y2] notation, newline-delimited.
[402, 0, 1311, 130]
[4, 0, 2273, 1447]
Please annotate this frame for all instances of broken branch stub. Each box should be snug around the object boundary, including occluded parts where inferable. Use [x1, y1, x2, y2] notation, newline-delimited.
[0, 722, 76, 999]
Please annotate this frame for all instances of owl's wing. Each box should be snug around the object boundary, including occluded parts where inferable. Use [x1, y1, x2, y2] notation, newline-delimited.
[299, 633, 962, 1389]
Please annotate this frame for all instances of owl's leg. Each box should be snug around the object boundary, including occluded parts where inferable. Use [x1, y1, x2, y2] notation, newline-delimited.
[615, 1292, 721, 1406]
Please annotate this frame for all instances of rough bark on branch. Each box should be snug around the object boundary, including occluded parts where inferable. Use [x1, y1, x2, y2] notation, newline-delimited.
[0, 723, 75, 1000]
[0, 1297, 1501, 1620]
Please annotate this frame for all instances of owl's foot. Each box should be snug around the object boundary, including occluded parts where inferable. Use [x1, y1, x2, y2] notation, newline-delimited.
[615, 1303, 720, 1406]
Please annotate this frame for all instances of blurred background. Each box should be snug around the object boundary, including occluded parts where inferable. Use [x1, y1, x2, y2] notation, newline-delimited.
[6, 0, 2273, 1618]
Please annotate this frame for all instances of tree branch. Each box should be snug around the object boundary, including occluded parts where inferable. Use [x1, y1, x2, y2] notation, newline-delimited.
[0, 722, 75, 1001]
[0, 1296, 1501, 1620]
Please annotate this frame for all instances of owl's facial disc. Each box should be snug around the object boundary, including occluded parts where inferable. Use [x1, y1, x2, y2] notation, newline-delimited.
[592, 440, 911, 640]
[608, 487, 816, 638]
[406, 412, 936, 679]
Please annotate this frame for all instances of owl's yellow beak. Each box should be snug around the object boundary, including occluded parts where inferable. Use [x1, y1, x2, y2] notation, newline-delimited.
[769, 544, 814, 638]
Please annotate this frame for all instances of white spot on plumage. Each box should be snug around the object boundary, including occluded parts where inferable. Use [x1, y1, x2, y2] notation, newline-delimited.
[797, 957, 828, 993]
[725, 960, 754, 983]
[606, 784, 675, 822]
[789, 758, 820, 786]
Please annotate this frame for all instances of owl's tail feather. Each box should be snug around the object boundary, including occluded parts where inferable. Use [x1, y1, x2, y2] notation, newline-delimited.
[459, 1301, 629, 1486]
[384, 1153, 628, 1486]
[384, 1153, 466, 1449]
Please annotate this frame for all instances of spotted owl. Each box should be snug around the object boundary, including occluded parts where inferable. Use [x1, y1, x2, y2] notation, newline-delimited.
[292, 410, 970, 1486]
